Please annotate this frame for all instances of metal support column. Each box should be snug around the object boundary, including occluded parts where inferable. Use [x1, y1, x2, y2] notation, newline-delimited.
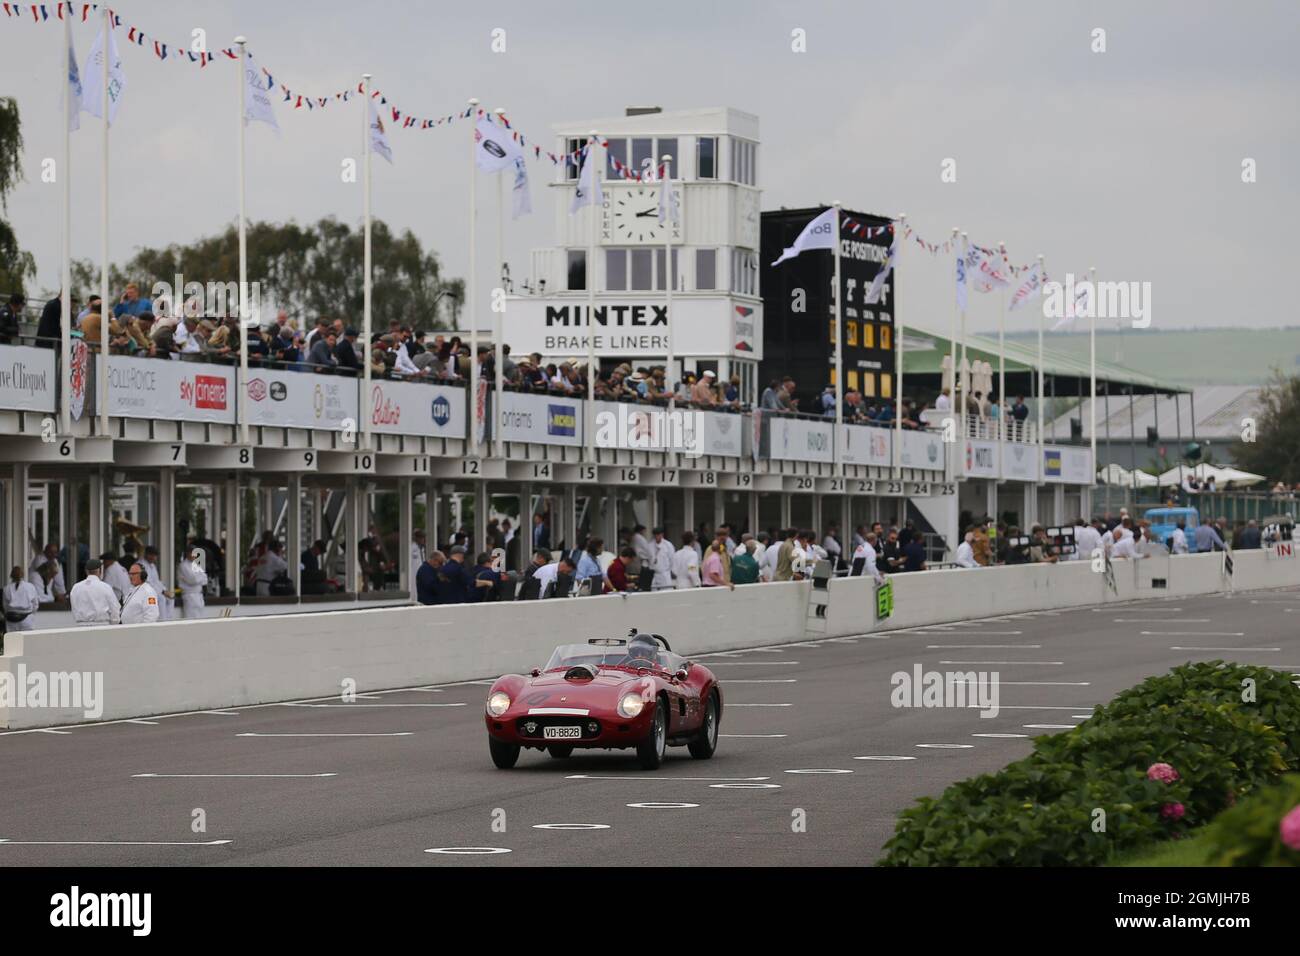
[287, 472, 303, 596]
[345, 476, 362, 594]
[397, 477, 412, 594]
[158, 467, 176, 608]
[224, 477, 241, 596]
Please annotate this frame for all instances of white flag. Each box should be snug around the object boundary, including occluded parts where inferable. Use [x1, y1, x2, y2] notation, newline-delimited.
[1007, 263, 1044, 312]
[474, 117, 523, 173]
[569, 144, 602, 215]
[241, 53, 279, 133]
[66, 30, 82, 132]
[956, 246, 968, 311]
[966, 245, 1011, 294]
[657, 171, 680, 225]
[81, 25, 126, 126]
[511, 156, 532, 219]
[770, 207, 836, 266]
[368, 99, 393, 165]
[864, 235, 898, 305]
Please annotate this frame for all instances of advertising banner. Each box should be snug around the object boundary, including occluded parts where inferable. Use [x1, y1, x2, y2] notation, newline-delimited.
[840, 423, 892, 467]
[491, 390, 583, 446]
[368, 380, 467, 439]
[245, 368, 357, 431]
[767, 415, 834, 463]
[1043, 445, 1093, 484]
[1000, 441, 1038, 481]
[0, 345, 56, 413]
[963, 438, 998, 478]
[899, 429, 944, 470]
[104, 356, 235, 424]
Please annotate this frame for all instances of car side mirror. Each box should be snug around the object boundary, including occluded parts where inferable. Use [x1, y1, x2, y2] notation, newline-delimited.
[674, 669, 688, 682]
[530, 668, 540, 677]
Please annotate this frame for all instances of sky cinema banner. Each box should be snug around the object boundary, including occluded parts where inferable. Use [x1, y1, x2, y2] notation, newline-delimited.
[501, 296, 762, 360]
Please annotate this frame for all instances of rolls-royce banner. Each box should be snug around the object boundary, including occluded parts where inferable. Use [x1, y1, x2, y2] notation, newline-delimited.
[1000, 441, 1038, 481]
[766, 415, 835, 463]
[840, 423, 892, 466]
[369, 380, 467, 438]
[487, 390, 583, 446]
[103, 356, 236, 424]
[501, 296, 763, 360]
[1042, 445, 1093, 484]
[0, 345, 56, 413]
[963, 439, 998, 478]
[246, 369, 358, 431]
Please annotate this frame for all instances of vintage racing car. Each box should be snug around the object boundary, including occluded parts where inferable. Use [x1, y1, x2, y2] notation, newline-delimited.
[484, 630, 722, 770]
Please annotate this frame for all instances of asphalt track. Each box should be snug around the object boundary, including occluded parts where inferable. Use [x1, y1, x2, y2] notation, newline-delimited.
[2, 586, 1298, 866]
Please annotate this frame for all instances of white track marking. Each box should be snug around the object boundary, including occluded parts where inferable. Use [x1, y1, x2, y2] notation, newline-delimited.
[728, 703, 793, 707]
[284, 702, 467, 708]
[1023, 724, 1079, 729]
[704, 661, 800, 666]
[725, 679, 798, 683]
[720, 734, 788, 738]
[915, 743, 974, 749]
[994, 705, 1096, 710]
[425, 847, 511, 855]
[235, 738, 410, 743]
[1140, 631, 1244, 637]
[1114, 619, 1210, 623]
[125, 720, 158, 725]
[627, 802, 698, 809]
[709, 783, 781, 789]
[567, 774, 769, 781]
[0, 839, 232, 847]
[972, 733, 1029, 738]
[926, 644, 1042, 649]
[783, 769, 853, 774]
[996, 681, 1091, 686]
[1169, 646, 1279, 652]
[853, 755, 916, 760]
[939, 660, 1064, 666]
[132, 772, 337, 779]
[532, 824, 610, 830]
[201, 711, 241, 716]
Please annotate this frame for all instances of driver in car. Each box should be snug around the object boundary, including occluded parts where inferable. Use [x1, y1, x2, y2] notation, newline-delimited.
[625, 634, 660, 668]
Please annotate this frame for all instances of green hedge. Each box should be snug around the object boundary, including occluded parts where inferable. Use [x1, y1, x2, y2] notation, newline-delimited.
[879, 662, 1300, 867]
[1206, 774, 1300, 867]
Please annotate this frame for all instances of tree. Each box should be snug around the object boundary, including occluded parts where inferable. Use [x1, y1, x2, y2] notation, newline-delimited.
[0, 97, 36, 295]
[72, 217, 463, 330]
[1234, 372, 1300, 484]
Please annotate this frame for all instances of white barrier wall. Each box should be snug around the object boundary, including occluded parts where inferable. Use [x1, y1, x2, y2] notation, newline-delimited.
[2, 552, 1295, 729]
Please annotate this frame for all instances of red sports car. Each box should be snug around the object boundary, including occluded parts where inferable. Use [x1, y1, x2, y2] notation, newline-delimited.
[483, 631, 722, 770]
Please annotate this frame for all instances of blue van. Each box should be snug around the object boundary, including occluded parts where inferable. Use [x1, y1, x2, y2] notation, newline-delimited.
[1142, 507, 1200, 553]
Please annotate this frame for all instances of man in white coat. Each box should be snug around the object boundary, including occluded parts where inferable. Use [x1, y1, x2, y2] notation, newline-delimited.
[121, 563, 161, 624]
[255, 540, 289, 596]
[672, 532, 701, 589]
[69, 559, 121, 626]
[140, 545, 172, 620]
[176, 546, 209, 619]
[853, 533, 884, 585]
[99, 552, 132, 603]
[650, 526, 675, 591]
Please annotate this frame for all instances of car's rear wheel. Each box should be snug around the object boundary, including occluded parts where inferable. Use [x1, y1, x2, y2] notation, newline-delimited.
[688, 691, 720, 760]
[636, 699, 668, 770]
[488, 736, 520, 769]
[547, 745, 574, 759]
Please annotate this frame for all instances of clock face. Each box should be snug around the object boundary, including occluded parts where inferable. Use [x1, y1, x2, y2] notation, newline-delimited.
[605, 186, 681, 244]
[736, 188, 760, 249]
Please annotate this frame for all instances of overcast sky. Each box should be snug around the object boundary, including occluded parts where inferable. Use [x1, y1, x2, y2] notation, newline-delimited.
[3, 0, 1296, 336]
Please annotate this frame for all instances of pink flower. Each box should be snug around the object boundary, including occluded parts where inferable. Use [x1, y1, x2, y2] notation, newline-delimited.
[1147, 763, 1180, 784]
[1161, 802, 1186, 821]
[1280, 805, 1300, 851]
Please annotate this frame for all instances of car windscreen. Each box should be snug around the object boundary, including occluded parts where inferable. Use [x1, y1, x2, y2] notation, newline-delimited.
[545, 644, 674, 671]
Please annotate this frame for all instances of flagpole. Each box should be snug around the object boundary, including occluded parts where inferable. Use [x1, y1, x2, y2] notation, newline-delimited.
[998, 241, 1007, 472]
[362, 74, 374, 451]
[236, 36, 249, 446]
[959, 231, 969, 412]
[663, 154, 675, 415]
[60, 11, 71, 436]
[585, 131, 599, 462]
[832, 201, 843, 476]
[493, 106, 506, 461]
[467, 96, 479, 458]
[97, 6, 109, 437]
[1089, 264, 1097, 499]
[1037, 252, 1046, 496]
[893, 214, 906, 482]
[948, 226, 959, 427]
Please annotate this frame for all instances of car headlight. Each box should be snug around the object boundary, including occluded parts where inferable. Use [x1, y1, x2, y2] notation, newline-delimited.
[487, 691, 511, 716]
[617, 693, 645, 718]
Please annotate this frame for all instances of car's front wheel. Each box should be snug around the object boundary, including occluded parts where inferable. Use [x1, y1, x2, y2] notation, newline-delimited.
[489, 736, 521, 769]
[547, 745, 574, 759]
[688, 691, 720, 760]
[636, 699, 668, 770]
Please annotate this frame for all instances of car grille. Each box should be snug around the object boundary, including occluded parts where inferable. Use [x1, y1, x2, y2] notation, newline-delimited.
[515, 716, 603, 739]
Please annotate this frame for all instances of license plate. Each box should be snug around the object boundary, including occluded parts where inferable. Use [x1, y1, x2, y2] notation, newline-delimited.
[543, 725, 581, 740]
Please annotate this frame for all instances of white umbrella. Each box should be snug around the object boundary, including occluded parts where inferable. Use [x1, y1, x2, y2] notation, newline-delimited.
[1098, 463, 1158, 487]
[1207, 465, 1267, 487]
